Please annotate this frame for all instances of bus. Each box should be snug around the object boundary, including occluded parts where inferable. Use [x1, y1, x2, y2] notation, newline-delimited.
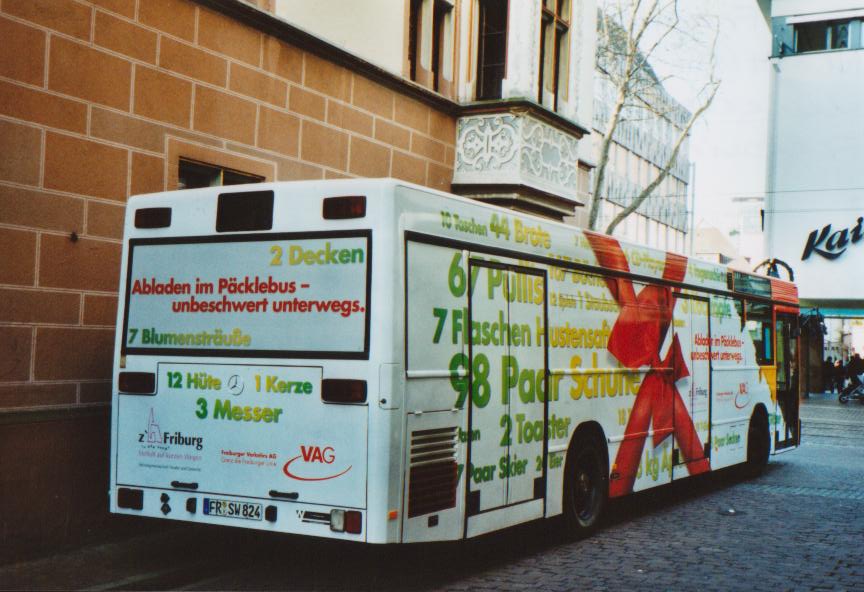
[109, 178, 800, 543]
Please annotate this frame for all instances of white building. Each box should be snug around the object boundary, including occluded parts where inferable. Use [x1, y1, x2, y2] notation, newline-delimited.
[729, 196, 765, 265]
[694, 224, 748, 269]
[758, 0, 864, 378]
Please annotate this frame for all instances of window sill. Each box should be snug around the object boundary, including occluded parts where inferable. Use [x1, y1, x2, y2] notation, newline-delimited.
[774, 45, 863, 58]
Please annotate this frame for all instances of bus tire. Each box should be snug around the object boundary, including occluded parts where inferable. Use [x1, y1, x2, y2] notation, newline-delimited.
[746, 407, 770, 477]
[562, 432, 608, 538]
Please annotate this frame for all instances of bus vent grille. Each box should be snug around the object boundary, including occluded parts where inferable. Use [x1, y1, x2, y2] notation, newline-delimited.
[408, 427, 458, 518]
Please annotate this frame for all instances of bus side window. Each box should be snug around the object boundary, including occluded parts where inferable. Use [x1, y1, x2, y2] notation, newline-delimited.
[734, 299, 745, 331]
[405, 241, 466, 377]
[745, 301, 773, 365]
[775, 319, 787, 389]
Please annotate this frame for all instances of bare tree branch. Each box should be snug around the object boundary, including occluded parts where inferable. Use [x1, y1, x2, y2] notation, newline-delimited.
[587, 0, 720, 242]
[636, 3, 679, 71]
[588, 7, 639, 231]
[603, 78, 718, 235]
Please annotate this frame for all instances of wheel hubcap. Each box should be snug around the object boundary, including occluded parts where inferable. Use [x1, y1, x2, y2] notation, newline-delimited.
[574, 460, 596, 521]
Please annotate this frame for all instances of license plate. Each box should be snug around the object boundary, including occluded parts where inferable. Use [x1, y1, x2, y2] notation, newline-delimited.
[203, 497, 262, 521]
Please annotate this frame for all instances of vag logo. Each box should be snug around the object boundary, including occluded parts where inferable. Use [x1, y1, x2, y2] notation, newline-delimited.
[735, 382, 751, 409]
[282, 445, 352, 481]
[302, 445, 335, 464]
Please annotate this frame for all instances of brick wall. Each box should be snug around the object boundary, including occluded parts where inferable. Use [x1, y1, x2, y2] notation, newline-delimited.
[0, 0, 456, 555]
[0, 0, 457, 413]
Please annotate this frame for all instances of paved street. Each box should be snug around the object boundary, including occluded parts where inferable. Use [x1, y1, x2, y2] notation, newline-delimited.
[3, 394, 862, 591]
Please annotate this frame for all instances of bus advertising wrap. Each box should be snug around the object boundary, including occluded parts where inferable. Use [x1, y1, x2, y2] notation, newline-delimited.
[123, 233, 370, 356]
[115, 362, 367, 509]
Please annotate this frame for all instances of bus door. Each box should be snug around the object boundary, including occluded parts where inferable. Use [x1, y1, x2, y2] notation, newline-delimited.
[774, 312, 799, 449]
[465, 260, 547, 519]
[672, 294, 711, 478]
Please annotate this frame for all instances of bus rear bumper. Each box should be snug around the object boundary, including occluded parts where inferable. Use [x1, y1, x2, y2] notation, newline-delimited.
[110, 486, 368, 542]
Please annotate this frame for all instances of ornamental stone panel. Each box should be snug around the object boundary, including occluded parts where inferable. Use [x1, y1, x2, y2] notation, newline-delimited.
[454, 111, 581, 205]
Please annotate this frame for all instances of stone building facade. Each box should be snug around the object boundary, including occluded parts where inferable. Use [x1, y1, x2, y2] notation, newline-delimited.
[0, 0, 463, 554]
[279, 0, 598, 217]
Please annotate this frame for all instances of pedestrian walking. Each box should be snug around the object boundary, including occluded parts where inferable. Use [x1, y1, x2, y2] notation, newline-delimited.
[834, 358, 845, 393]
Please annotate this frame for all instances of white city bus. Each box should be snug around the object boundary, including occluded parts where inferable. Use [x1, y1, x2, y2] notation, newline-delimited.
[110, 179, 800, 543]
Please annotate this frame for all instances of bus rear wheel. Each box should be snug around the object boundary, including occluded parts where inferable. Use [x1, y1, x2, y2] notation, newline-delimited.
[746, 409, 770, 477]
[563, 435, 608, 538]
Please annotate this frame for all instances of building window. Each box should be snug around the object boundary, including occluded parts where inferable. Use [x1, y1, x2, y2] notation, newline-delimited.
[409, 0, 453, 94]
[178, 159, 264, 189]
[409, 0, 422, 81]
[432, 0, 452, 92]
[795, 19, 850, 53]
[477, 0, 508, 100]
[538, 0, 570, 110]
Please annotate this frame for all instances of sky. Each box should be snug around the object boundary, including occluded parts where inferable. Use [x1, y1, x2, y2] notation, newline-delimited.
[651, 0, 774, 235]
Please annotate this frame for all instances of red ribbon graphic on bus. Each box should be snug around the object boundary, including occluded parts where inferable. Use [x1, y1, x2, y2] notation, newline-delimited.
[585, 233, 710, 497]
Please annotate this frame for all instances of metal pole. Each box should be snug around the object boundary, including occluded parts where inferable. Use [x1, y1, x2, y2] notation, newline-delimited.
[688, 162, 696, 256]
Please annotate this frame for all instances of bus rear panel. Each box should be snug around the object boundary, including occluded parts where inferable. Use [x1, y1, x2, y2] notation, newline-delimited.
[110, 182, 394, 542]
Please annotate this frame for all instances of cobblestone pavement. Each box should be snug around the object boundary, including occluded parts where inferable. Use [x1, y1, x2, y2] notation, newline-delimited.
[2, 394, 862, 591]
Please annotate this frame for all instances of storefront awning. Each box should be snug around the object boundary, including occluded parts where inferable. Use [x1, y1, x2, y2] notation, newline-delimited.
[802, 307, 864, 319]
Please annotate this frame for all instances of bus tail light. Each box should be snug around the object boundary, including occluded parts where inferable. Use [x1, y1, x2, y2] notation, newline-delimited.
[322, 379, 366, 404]
[344, 511, 362, 534]
[323, 195, 366, 219]
[118, 372, 156, 394]
[330, 509, 362, 534]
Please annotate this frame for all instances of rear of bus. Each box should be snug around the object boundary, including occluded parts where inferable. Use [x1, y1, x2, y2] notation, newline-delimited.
[109, 180, 400, 543]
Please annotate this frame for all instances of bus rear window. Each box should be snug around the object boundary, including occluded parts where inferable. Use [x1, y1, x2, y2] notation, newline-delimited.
[122, 232, 370, 358]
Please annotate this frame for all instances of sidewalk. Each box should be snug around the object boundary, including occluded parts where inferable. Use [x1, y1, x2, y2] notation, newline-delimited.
[803, 390, 864, 415]
[800, 391, 864, 446]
